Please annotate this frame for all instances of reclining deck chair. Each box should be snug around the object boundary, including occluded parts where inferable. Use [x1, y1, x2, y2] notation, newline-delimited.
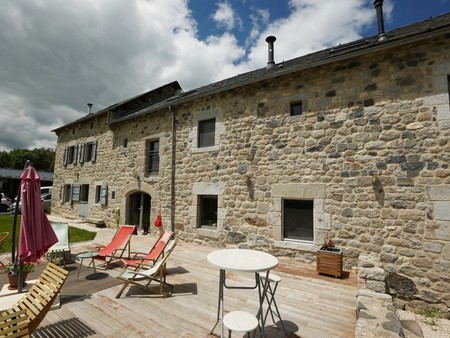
[97, 225, 136, 270]
[115, 237, 178, 298]
[47, 223, 71, 268]
[0, 262, 69, 336]
[121, 230, 173, 269]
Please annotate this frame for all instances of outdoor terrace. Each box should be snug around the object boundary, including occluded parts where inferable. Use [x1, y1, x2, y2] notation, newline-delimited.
[1, 216, 357, 337]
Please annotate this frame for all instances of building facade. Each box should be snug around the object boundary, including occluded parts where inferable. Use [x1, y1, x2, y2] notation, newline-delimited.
[53, 13, 450, 311]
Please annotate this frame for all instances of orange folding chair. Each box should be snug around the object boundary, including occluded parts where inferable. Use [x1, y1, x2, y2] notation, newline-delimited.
[0, 232, 9, 268]
[96, 225, 136, 269]
[122, 230, 173, 269]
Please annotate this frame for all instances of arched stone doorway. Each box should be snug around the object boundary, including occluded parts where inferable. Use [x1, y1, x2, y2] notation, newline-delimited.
[127, 192, 151, 234]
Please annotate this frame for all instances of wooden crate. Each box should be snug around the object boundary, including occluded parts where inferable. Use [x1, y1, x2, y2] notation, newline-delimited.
[317, 248, 342, 278]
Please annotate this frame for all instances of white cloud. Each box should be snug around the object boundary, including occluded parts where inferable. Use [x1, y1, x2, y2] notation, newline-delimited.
[0, 0, 387, 151]
[246, 0, 375, 68]
[212, 1, 242, 31]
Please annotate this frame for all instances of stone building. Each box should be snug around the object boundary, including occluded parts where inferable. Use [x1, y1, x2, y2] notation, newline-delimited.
[52, 10, 450, 312]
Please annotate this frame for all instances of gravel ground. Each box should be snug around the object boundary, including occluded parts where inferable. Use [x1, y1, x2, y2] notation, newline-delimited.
[397, 309, 450, 338]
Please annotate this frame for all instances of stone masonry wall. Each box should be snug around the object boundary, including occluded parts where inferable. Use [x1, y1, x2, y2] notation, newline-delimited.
[172, 36, 450, 311]
[53, 35, 450, 311]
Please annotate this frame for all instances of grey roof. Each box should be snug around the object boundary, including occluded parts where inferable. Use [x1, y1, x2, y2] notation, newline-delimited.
[54, 11, 450, 128]
[0, 168, 54, 181]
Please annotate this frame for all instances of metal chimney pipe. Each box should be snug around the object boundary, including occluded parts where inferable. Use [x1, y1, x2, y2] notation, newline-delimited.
[374, 0, 387, 41]
[87, 103, 93, 114]
[265, 36, 276, 69]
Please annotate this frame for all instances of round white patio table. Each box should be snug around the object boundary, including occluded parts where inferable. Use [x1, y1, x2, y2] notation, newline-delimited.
[207, 249, 278, 338]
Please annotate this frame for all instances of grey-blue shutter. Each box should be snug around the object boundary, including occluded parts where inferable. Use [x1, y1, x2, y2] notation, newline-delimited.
[63, 147, 68, 166]
[72, 184, 80, 201]
[100, 185, 108, 205]
[91, 141, 97, 162]
[73, 145, 78, 164]
[79, 143, 85, 164]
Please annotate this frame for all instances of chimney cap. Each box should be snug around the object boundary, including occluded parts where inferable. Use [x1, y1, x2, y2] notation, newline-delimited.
[265, 36, 276, 43]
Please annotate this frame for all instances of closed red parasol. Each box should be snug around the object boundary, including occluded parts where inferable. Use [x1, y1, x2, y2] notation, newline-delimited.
[18, 166, 57, 263]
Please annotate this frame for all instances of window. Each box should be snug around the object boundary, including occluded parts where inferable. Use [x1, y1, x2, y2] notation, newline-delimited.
[63, 145, 78, 165]
[290, 101, 303, 116]
[283, 199, 313, 241]
[79, 141, 97, 164]
[198, 195, 218, 228]
[95, 186, 101, 203]
[63, 185, 72, 203]
[123, 138, 128, 148]
[198, 118, 215, 148]
[147, 140, 160, 174]
[80, 184, 89, 202]
[95, 185, 108, 205]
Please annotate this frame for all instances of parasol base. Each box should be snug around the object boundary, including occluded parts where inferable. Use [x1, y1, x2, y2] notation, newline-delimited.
[7, 283, 27, 291]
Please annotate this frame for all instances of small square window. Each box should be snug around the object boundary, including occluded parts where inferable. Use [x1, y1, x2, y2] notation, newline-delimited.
[290, 101, 303, 116]
[198, 118, 216, 148]
[198, 195, 218, 228]
[283, 199, 313, 241]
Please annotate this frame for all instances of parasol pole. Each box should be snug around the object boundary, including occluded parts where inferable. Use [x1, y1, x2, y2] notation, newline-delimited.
[11, 160, 31, 293]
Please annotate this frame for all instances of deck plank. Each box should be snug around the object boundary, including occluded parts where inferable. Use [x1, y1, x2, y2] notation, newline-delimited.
[2, 225, 357, 338]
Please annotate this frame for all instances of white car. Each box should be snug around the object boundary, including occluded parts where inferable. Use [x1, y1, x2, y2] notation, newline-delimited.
[9, 193, 52, 214]
[0, 193, 12, 212]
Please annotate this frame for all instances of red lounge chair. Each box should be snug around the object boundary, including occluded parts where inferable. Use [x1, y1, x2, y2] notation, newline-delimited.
[122, 230, 173, 269]
[97, 225, 136, 269]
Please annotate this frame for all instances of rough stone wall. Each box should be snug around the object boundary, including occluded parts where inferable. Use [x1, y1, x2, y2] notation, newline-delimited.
[53, 111, 173, 228]
[172, 36, 450, 310]
[53, 35, 450, 311]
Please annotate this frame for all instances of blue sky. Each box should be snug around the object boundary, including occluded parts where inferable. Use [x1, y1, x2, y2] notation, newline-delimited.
[0, 0, 449, 151]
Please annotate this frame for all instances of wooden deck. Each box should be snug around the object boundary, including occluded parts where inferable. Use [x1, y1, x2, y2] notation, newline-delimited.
[7, 224, 357, 338]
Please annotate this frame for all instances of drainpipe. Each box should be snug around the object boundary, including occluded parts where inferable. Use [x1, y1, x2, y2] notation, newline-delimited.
[169, 106, 176, 232]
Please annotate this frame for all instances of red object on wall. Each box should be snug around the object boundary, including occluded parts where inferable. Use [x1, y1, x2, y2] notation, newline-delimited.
[154, 214, 162, 227]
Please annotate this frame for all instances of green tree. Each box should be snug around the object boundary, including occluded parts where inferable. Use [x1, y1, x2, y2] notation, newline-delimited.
[0, 148, 55, 171]
[0, 151, 11, 168]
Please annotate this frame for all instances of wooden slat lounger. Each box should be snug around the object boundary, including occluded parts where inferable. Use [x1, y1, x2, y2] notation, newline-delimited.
[0, 262, 69, 337]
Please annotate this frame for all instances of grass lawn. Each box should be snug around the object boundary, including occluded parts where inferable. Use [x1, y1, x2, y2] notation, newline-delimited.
[0, 215, 96, 255]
